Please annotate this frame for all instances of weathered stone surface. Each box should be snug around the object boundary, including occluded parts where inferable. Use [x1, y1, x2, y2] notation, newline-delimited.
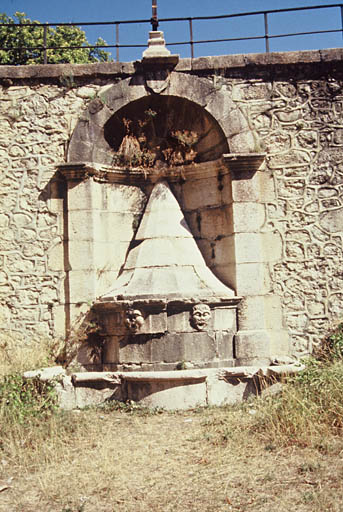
[2, 49, 343, 360]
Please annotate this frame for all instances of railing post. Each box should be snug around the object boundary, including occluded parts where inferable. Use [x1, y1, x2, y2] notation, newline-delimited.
[151, 0, 159, 31]
[43, 23, 48, 64]
[189, 18, 194, 59]
[264, 12, 270, 53]
[115, 22, 119, 62]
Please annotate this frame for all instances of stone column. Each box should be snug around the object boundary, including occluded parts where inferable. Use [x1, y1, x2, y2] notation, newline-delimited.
[224, 154, 290, 366]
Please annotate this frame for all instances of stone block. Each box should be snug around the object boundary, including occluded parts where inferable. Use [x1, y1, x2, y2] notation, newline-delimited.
[68, 210, 137, 243]
[220, 173, 233, 205]
[262, 231, 283, 263]
[47, 181, 64, 213]
[195, 238, 216, 268]
[103, 184, 147, 214]
[228, 131, 257, 153]
[198, 206, 231, 239]
[216, 331, 235, 360]
[167, 310, 193, 333]
[182, 332, 216, 362]
[126, 379, 207, 410]
[151, 334, 184, 363]
[125, 237, 205, 269]
[167, 74, 213, 107]
[259, 172, 276, 202]
[67, 178, 99, 211]
[222, 108, 249, 138]
[74, 383, 122, 409]
[52, 304, 67, 338]
[181, 176, 222, 210]
[207, 372, 256, 406]
[144, 311, 168, 334]
[234, 262, 271, 296]
[209, 236, 234, 266]
[47, 240, 64, 271]
[233, 232, 264, 264]
[67, 139, 93, 162]
[235, 329, 272, 360]
[67, 270, 96, 304]
[68, 303, 92, 330]
[210, 263, 236, 291]
[269, 329, 291, 357]
[231, 174, 261, 203]
[118, 335, 153, 363]
[238, 294, 284, 331]
[205, 92, 236, 130]
[213, 307, 236, 331]
[96, 270, 119, 298]
[228, 202, 265, 233]
[92, 241, 128, 273]
[68, 181, 146, 213]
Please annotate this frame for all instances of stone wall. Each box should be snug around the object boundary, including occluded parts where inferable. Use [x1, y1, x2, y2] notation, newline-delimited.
[1, 48, 343, 356]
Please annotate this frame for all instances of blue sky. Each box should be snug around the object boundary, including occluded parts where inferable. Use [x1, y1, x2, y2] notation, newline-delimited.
[1, 0, 342, 61]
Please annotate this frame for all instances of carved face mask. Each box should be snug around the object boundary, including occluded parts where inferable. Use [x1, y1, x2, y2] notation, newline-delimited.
[191, 304, 211, 331]
[124, 309, 145, 333]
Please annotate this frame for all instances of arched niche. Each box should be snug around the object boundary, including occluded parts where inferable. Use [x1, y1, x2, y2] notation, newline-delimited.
[67, 72, 256, 164]
[103, 94, 229, 166]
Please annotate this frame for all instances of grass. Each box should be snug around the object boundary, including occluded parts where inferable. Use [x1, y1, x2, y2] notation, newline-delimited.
[1, 324, 343, 511]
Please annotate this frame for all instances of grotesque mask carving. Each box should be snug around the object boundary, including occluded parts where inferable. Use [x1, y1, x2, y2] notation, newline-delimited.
[124, 308, 145, 333]
[191, 304, 211, 331]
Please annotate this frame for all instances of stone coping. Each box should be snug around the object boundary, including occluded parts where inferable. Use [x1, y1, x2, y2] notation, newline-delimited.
[58, 158, 231, 183]
[1, 48, 342, 81]
[68, 364, 305, 384]
[58, 155, 265, 184]
[24, 364, 304, 384]
[94, 297, 241, 308]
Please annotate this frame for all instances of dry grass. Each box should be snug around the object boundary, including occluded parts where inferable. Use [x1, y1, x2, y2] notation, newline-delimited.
[0, 404, 343, 512]
[1, 326, 343, 511]
[0, 323, 55, 377]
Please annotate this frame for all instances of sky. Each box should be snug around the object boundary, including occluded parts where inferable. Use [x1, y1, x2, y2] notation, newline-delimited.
[1, 0, 342, 61]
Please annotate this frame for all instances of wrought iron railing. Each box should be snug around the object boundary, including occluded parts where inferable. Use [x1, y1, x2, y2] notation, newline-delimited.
[0, 3, 342, 64]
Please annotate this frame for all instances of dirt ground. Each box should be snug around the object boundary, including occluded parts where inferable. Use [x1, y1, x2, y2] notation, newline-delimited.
[1, 406, 343, 512]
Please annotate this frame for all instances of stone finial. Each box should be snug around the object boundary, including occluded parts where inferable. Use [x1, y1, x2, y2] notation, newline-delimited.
[191, 304, 212, 331]
[142, 31, 171, 59]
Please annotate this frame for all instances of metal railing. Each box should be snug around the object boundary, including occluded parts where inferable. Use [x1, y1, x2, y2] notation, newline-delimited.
[0, 3, 342, 64]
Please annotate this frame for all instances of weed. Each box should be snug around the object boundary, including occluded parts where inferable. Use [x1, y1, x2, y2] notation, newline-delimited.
[59, 72, 76, 89]
[314, 321, 343, 362]
[0, 373, 57, 424]
[98, 399, 164, 416]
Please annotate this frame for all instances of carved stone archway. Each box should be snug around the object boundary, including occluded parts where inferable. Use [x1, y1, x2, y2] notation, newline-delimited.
[61, 70, 289, 367]
[68, 72, 257, 164]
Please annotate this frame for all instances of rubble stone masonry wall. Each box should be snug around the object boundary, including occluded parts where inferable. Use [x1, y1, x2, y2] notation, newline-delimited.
[0, 49, 343, 356]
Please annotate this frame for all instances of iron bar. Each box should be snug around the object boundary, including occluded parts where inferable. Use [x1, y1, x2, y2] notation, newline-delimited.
[264, 12, 270, 53]
[115, 23, 119, 62]
[189, 18, 194, 59]
[0, 4, 342, 62]
[1, 3, 341, 28]
[43, 24, 48, 64]
[151, 0, 159, 31]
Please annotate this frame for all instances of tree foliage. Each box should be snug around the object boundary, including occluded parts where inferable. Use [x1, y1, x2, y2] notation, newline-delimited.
[0, 12, 112, 64]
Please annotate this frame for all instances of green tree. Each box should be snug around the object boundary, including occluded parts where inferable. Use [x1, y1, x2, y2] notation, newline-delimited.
[0, 12, 112, 64]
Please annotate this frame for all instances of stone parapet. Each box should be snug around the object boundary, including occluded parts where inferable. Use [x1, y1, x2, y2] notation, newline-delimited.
[0, 48, 342, 82]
